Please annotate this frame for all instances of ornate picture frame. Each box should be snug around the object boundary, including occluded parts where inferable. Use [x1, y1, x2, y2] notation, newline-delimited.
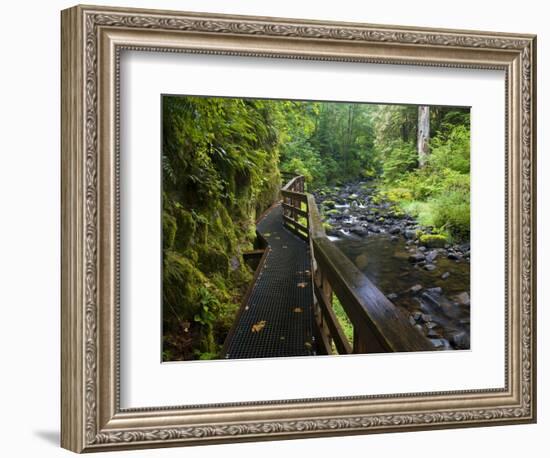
[61, 4, 536, 453]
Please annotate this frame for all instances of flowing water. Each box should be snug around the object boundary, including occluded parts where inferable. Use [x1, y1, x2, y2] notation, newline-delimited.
[317, 182, 471, 350]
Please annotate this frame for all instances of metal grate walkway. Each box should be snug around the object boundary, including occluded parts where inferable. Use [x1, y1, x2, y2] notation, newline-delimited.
[224, 204, 317, 359]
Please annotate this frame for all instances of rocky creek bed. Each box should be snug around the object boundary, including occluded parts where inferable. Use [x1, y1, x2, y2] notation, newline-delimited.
[313, 181, 471, 351]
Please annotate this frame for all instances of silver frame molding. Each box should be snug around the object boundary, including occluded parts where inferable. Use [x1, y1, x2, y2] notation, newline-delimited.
[61, 4, 537, 453]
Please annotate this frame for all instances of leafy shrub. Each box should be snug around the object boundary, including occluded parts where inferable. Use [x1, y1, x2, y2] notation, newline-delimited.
[381, 140, 417, 181]
[429, 191, 470, 239]
[429, 125, 470, 173]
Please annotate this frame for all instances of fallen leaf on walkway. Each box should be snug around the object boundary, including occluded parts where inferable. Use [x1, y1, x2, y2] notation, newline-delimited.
[251, 320, 267, 333]
[304, 270, 311, 276]
[282, 245, 288, 249]
[304, 342, 312, 349]
[297, 282, 307, 288]
[293, 307, 303, 313]
[263, 232, 271, 237]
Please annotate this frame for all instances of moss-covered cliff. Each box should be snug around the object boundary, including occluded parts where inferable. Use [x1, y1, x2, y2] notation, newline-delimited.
[162, 96, 282, 361]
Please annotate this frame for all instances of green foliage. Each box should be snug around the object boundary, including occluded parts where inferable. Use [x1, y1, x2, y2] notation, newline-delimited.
[162, 95, 281, 361]
[279, 101, 379, 186]
[380, 108, 471, 240]
[429, 191, 470, 239]
[429, 124, 470, 173]
[161, 95, 471, 360]
[380, 140, 417, 181]
[332, 295, 354, 346]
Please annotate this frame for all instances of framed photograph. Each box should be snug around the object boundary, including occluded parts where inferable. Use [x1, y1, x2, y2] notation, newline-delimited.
[61, 4, 537, 453]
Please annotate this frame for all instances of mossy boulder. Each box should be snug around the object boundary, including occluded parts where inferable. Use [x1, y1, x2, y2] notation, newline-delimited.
[163, 251, 205, 318]
[197, 246, 230, 276]
[419, 234, 447, 248]
[323, 200, 336, 209]
[325, 209, 341, 217]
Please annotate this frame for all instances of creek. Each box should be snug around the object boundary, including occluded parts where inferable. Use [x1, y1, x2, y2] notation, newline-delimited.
[314, 181, 471, 351]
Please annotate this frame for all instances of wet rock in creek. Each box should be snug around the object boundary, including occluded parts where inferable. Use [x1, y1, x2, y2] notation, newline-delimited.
[430, 338, 452, 350]
[425, 250, 438, 263]
[349, 225, 368, 236]
[452, 292, 470, 307]
[450, 331, 470, 349]
[420, 313, 433, 323]
[410, 284, 423, 293]
[408, 253, 426, 263]
[426, 287, 443, 295]
[404, 229, 417, 240]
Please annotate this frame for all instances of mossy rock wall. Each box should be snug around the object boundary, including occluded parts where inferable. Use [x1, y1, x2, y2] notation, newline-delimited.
[161, 95, 283, 361]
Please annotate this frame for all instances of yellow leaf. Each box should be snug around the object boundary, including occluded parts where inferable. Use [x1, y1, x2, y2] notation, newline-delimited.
[297, 282, 307, 288]
[293, 307, 303, 313]
[251, 320, 267, 333]
[304, 342, 312, 349]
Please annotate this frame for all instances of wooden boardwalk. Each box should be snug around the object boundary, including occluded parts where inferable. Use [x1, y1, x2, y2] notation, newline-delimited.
[223, 204, 318, 359]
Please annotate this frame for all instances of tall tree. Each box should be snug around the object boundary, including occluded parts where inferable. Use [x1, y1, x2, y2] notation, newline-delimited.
[417, 105, 430, 167]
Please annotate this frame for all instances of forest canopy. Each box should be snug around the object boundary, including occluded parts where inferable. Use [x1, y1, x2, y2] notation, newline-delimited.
[162, 95, 470, 360]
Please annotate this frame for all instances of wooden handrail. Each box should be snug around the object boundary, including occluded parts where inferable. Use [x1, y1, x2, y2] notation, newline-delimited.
[280, 175, 308, 241]
[282, 175, 434, 355]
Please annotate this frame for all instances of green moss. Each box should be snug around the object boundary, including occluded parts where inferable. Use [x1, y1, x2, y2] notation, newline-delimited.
[162, 212, 177, 250]
[163, 251, 206, 318]
[197, 246, 229, 275]
[325, 209, 341, 217]
[419, 234, 448, 248]
[323, 200, 336, 209]
[162, 164, 277, 360]
[173, 207, 196, 251]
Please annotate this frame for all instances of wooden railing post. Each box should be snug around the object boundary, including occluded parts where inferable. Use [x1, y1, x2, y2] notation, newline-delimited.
[353, 329, 368, 353]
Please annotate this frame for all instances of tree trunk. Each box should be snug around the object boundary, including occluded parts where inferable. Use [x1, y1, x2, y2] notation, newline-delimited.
[417, 105, 430, 167]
